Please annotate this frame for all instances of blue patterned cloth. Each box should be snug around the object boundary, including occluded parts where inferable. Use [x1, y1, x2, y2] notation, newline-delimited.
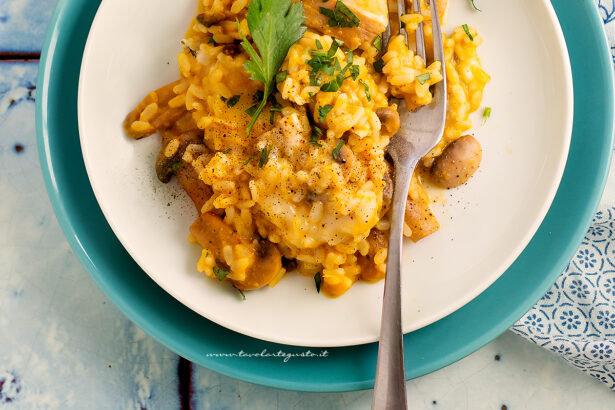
[511, 0, 615, 389]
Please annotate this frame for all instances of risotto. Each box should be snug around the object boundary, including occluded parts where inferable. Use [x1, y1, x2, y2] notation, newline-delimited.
[124, 0, 490, 297]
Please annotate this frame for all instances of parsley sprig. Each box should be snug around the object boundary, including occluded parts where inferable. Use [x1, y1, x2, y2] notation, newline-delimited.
[238, 0, 306, 135]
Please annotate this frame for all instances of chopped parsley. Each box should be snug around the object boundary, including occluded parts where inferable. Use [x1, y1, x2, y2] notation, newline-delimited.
[462, 24, 474, 41]
[234, 286, 247, 300]
[318, 104, 334, 122]
[171, 162, 181, 172]
[258, 145, 272, 168]
[321, 77, 343, 92]
[275, 70, 288, 84]
[213, 265, 230, 281]
[358, 79, 371, 101]
[319, 2, 359, 28]
[373, 58, 384, 73]
[372, 35, 383, 52]
[332, 140, 344, 160]
[310, 123, 323, 147]
[469, 0, 482, 12]
[226, 94, 240, 108]
[416, 73, 431, 85]
[315, 39, 323, 49]
[483, 107, 491, 124]
[237, 0, 306, 135]
[243, 152, 258, 166]
[269, 96, 282, 124]
[222, 148, 231, 154]
[314, 273, 322, 293]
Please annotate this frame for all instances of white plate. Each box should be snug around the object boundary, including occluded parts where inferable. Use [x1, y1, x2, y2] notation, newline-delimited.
[78, 0, 573, 347]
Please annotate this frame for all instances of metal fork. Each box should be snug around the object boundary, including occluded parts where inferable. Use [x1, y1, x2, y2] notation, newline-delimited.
[372, 0, 447, 408]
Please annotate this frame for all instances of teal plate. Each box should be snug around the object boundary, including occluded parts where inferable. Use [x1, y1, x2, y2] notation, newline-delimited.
[36, 0, 614, 392]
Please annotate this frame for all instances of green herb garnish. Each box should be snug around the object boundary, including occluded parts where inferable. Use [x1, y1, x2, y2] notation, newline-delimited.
[314, 273, 322, 293]
[226, 95, 240, 108]
[275, 70, 288, 84]
[310, 123, 323, 147]
[234, 286, 247, 300]
[222, 148, 231, 154]
[171, 162, 181, 172]
[237, 0, 306, 135]
[416, 73, 431, 85]
[315, 39, 323, 49]
[358, 79, 371, 101]
[373, 58, 384, 73]
[319, 1, 360, 28]
[258, 145, 272, 168]
[243, 152, 258, 166]
[462, 24, 474, 41]
[372, 35, 383, 52]
[469, 0, 482, 12]
[482, 107, 491, 125]
[213, 265, 230, 281]
[332, 140, 344, 160]
[318, 104, 334, 122]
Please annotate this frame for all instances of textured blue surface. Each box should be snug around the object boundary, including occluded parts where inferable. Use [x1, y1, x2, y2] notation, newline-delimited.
[34, 0, 615, 393]
[0, 0, 59, 52]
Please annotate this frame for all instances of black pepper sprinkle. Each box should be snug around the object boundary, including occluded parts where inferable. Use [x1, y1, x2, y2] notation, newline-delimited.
[501, 405, 508, 410]
[14, 144, 24, 153]
[494, 354, 501, 361]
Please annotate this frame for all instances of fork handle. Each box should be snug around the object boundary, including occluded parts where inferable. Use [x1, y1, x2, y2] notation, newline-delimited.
[372, 162, 414, 410]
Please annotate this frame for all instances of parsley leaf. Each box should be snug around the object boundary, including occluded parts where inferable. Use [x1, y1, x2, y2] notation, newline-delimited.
[226, 95, 240, 108]
[462, 24, 474, 41]
[238, 0, 306, 135]
[171, 162, 181, 172]
[373, 58, 384, 73]
[213, 265, 230, 281]
[258, 145, 272, 168]
[469, 0, 482, 12]
[318, 104, 334, 122]
[243, 152, 258, 166]
[314, 273, 322, 293]
[416, 73, 431, 85]
[275, 70, 288, 84]
[358, 79, 371, 101]
[319, 1, 360, 28]
[332, 140, 344, 160]
[372, 35, 382, 52]
[482, 107, 491, 125]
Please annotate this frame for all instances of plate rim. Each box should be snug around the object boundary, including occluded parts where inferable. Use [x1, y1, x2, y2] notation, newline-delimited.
[36, 0, 615, 392]
[75, 0, 574, 347]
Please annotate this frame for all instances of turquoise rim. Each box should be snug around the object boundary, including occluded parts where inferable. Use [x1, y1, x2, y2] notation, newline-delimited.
[36, 0, 614, 392]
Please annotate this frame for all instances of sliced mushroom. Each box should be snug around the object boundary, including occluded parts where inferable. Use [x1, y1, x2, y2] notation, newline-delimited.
[405, 196, 440, 242]
[335, 144, 354, 165]
[190, 213, 282, 291]
[175, 159, 213, 213]
[376, 107, 401, 136]
[358, 228, 388, 282]
[155, 130, 202, 183]
[236, 240, 282, 291]
[430, 135, 482, 188]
